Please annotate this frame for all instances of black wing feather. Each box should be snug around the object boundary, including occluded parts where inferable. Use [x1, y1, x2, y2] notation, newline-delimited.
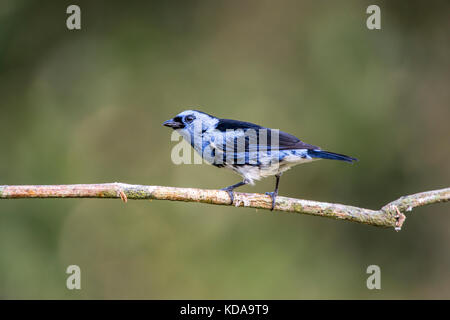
[215, 118, 318, 151]
[278, 131, 318, 150]
[216, 119, 263, 131]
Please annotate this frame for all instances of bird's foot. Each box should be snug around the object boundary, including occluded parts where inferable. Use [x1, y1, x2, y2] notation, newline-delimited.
[221, 187, 235, 205]
[265, 191, 278, 211]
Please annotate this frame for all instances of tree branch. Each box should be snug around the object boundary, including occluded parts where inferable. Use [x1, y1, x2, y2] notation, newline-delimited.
[0, 183, 448, 230]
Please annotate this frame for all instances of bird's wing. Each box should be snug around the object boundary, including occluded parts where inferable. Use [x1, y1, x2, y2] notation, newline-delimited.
[208, 119, 318, 165]
[213, 118, 318, 150]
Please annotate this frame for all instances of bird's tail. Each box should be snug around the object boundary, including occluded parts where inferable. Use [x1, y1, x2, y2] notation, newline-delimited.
[307, 149, 358, 163]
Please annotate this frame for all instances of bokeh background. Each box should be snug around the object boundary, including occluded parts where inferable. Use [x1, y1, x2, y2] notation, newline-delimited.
[0, 0, 449, 299]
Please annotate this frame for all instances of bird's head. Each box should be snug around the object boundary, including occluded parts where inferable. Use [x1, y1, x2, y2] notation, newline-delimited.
[163, 110, 217, 138]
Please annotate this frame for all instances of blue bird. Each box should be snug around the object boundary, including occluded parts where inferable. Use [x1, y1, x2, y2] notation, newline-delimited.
[163, 110, 357, 210]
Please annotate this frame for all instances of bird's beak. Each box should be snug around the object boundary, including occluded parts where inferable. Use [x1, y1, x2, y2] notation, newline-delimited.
[163, 118, 184, 129]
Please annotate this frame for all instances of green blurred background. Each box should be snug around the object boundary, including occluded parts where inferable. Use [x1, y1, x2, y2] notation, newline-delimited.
[0, 0, 449, 299]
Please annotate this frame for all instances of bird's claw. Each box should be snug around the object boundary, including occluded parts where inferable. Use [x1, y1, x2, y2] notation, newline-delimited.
[265, 191, 277, 211]
[221, 188, 234, 205]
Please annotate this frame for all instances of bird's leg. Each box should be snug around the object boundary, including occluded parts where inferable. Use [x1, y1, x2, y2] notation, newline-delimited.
[221, 180, 249, 205]
[265, 173, 281, 211]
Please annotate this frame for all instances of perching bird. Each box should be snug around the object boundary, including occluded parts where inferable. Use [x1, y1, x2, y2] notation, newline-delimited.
[163, 110, 357, 210]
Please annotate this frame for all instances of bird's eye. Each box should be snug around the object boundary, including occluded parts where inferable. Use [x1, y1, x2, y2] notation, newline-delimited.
[185, 115, 195, 123]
